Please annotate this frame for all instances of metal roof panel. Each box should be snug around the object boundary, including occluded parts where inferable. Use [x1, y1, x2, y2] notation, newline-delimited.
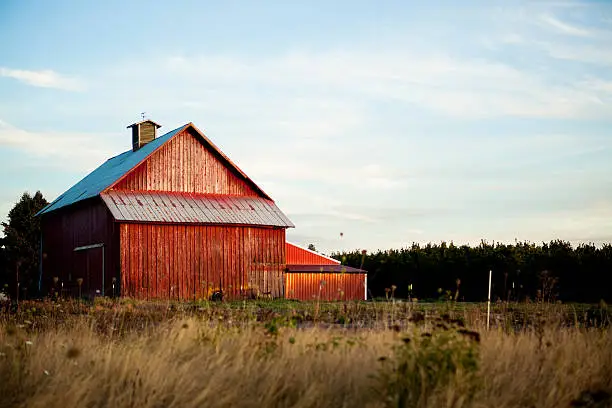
[285, 264, 367, 274]
[101, 191, 294, 228]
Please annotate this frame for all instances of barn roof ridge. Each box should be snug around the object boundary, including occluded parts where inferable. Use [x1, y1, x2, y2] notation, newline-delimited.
[109, 188, 271, 200]
[37, 122, 273, 216]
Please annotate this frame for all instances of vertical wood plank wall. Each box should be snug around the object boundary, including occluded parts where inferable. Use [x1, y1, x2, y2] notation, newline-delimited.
[115, 129, 259, 196]
[41, 199, 118, 297]
[120, 223, 286, 300]
[284, 273, 366, 301]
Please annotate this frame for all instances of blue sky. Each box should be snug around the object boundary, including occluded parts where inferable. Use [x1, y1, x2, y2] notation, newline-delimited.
[1, 0, 612, 253]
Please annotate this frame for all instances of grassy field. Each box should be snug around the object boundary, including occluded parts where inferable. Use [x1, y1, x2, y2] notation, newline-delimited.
[1, 299, 611, 408]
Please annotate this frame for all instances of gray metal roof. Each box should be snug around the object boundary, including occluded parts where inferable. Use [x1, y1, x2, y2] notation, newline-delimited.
[101, 190, 294, 228]
[285, 265, 367, 273]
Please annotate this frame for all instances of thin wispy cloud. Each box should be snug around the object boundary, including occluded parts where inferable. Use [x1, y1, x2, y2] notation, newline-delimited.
[542, 42, 612, 66]
[145, 48, 612, 119]
[540, 14, 592, 36]
[0, 119, 115, 171]
[582, 78, 612, 93]
[500, 200, 612, 245]
[0, 67, 85, 91]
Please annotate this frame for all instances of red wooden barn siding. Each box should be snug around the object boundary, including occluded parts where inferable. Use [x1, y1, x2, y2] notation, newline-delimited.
[41, 199, 118, 297]
[284, 272, 366, 301]
[286, 242, 340, 265]
[120, 223, 286, 300]
[113, 129, 259, 196]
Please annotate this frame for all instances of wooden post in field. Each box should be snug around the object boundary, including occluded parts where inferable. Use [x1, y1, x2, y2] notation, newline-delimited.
[487, 270, 492, 330]
[15, 263, 19, 306]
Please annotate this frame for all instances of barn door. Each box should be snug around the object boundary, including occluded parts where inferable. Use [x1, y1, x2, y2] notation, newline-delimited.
[73, 244, 105, 298]
[73, 251, 89, 297]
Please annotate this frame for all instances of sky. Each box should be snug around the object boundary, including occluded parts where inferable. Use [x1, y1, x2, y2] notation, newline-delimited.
[1, 0, 611, 254]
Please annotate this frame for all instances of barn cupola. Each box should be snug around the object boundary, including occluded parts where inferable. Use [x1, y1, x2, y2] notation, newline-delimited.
[127, 119, 162, 151]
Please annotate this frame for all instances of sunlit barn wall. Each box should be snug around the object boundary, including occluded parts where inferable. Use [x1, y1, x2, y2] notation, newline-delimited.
[286, 242, 340, 265]
[284, 272, 366, 301]
[120, 223, 286, 300]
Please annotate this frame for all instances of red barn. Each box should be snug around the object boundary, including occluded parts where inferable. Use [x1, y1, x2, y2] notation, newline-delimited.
[284, 242, 367, 301]
[37, 121, 294, 300]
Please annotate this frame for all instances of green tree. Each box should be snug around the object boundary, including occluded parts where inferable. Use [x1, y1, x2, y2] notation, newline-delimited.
[1, 191, 48, 299]
[0, 236, 7, 296]
[307, 243, 317, 252]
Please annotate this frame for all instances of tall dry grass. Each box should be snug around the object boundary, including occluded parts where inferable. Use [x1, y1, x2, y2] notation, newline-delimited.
[1, 306, 611, 408]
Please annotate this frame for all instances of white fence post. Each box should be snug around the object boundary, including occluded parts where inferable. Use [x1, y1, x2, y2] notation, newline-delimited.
[487, 269, 492, 330]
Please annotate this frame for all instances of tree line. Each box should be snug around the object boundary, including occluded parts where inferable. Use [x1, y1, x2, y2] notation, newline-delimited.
[332, 241, 612, 303]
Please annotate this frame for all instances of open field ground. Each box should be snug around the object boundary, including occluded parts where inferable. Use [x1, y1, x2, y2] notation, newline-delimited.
[1, 299, 611, 408]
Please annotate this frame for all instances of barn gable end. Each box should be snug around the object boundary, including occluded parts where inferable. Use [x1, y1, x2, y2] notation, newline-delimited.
[109, 126, 266, 198]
